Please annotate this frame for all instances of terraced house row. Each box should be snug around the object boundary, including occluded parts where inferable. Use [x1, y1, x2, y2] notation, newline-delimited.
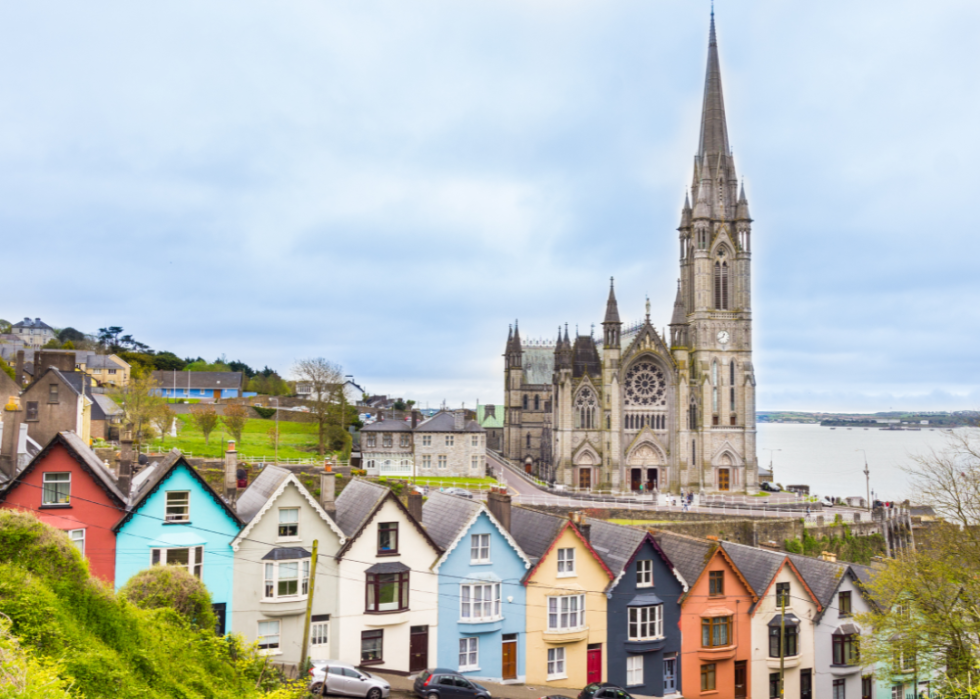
[0, 429, 932, 698]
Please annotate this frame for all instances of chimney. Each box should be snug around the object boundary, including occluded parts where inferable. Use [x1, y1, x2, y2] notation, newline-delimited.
[0, 397, 24, 480]
[407, 490, 423, 523]
[486, 488, 512, 532]
[411, 410, 419, 429]
[118, 432, 133, 497]
[15, 350, 24, 387]
[16, 424, 28, 469]
[569, 511, 590, 543]
[320, 471, 337, 516]
[819, 551, 837, 563]
[224, 440, 238, 502]
[454, 410, 465, 431]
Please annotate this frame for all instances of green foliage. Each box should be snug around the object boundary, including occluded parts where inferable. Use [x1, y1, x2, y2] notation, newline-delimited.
[783, 538, 803, 554]
[783, 527, 885, 564]
[151, 414, 323, 459]
[0, 509, 298, 699]
[57, 327, 86, 345]
[0, 358, 14, 382]
[41, 339, 62, 349]
[152, 351, 187, 371]
[253, 406, 277, 419]
[185, 359, 231, 372]
[119, 565, 217, 631]
[246, 373, 290, 396]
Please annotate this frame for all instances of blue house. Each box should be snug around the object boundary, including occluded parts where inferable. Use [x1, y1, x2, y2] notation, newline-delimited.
[590, 520, 688, 698]
[150, 370, 255, 401]
[113, 449, 242, 634]
[423, 490, 530, 683]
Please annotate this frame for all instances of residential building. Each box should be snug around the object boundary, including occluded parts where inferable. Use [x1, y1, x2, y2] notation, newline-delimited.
[590, 520, 687, 697]
[20, 368, 93, 447]
[0, 431, 127, 583]
[11, 318, 56, 349]
[295, 378, 365, 403]
[0, 368, 19, 404]
[113, 449, 242, 634]
[361, 417, 415, 478]
[151, 370, 247, 401]
[423, 490, 530, 683]
[511, 508, 613, 689]
[501, 13, 759, 494]
[333, 479, 442, 672]
[655, 531, 755, 699]
[75, 353, 131, 387]
[231, 466, 346, 671]
[413, 411, 486, 479]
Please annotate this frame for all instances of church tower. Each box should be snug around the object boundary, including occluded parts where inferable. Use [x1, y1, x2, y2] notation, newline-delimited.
[673, 11, 758, 492]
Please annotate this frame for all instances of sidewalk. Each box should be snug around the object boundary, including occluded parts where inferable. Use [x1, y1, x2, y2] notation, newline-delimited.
[375, 672, 562, 699]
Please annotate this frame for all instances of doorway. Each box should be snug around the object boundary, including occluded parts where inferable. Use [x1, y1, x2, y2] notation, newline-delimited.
[663, 654, 677, 693]
[630, 468, 641, 491]
[718, 469, 730, 492]
[211, 603, 226, 635]
[579, 468, 591, 490]
[586, 644, 602, 684]
[734, 660, 747, 698]
[800, 668, 812, 699]
[409, 626, 428, 672]
[646, 468, 658, 491]
[501, 635, 517, 680]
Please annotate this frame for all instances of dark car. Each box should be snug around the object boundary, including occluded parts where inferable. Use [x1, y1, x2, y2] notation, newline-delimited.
[577, 684, 635, 699]
[540, 696, 575, 699]
[413, 669, 490, 699]
[760, 481, 782, 493]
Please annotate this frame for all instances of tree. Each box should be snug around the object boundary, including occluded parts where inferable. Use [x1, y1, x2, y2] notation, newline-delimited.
[0, 319, 10, 334]
[293, 358, 344, 456]
[221, 403, 249, 445]
[61, 340, 75, 350]
[152, 351, 186, 371]
[119, 565, 217, 631]
[154, 405, 178, 445]
[42, 338, 62, 349]
[97, 326, 124, 351]
[0, 357, 15, 382]
[393, 398, 406, 411]
[109, 372, 167, 449]
[57, 327, 86, 345]
[190, 405, 220, 446]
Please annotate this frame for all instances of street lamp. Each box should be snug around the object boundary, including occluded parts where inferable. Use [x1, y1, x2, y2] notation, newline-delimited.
[763, 448, 782, 484]
[856, 449, 870, 511]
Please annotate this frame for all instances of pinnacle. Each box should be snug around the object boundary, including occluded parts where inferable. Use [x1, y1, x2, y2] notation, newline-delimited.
[697, 10, 731, 160]
[603, 277, 621, 324]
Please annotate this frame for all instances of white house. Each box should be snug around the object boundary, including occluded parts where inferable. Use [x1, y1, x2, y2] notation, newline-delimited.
[333, 479, 443, 673]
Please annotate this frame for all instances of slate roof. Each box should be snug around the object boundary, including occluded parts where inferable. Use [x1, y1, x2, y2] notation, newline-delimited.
[414, 411, 484, 433]
[719, 541, 786, 598]
[587, 518, 647, 580]
[422, 490, 482, 550]
[151, 370, 243, 390]
[360, 419, 413, 432]
[235, 465, 292, 524]
[785, 552, 848, 609]
[24, 367, 82, 398]
[652, 531, 716, 590]
[91, 393, 122, 417]
[334, 478, 389, 537]
[79, 353, 128, 370]
[12, 318, 54, 330]
[509, 506, 565, 562]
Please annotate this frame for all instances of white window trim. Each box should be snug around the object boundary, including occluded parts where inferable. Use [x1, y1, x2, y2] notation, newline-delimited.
[547, 647, 567, 680]
[636, 559, 653, 588]
[257, 619, 282, 656]
[556, 547, 576, 577]
[165, 490, 190, 523]
[277, 507, 300, 542]
[310, 620, 329, 647]
[68, 528, 85, 557]
[628, 604, 664, 641]
[460, 582, 502, 623]
[459, 637, 479, 672]
[546, 594, 586, 632]
[626, 655, 644, 687]
[438, 455, 448, 469]
[41, 472, 71, 505]
[151, 546, 203, 578]
[470, 533, 491, 565]
[263, 559, 311, 602]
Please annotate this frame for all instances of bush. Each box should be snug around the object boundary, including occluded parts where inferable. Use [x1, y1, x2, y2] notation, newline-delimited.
[252, 405, 277, 419]
[119, 565, 217, 631]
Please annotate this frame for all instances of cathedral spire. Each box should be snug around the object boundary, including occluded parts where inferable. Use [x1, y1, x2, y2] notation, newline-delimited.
[602, 277, 622, 349]
[603, 277, 621, 324]
[698, 10, 730, 161]
[670, 279, 686, 326]
[736, 179, 752, 221]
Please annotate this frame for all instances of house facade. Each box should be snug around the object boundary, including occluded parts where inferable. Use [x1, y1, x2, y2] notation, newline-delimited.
[151, 370, 247, 401]
[516, 511, 612, 690]
[231, 467, 346, 670]
[424, 490, 530, 683]
[592, 522, 687, 698]
[0, 432, 127, 583]
[114, 450, 242, 633]
[414, 411, 486, 479]
[334, 479, 442, 673]
[21, 368, 92, 446]
[11, 318, 56, 349]
[361, 418, 414, 479]
[813, 566, 876, 699]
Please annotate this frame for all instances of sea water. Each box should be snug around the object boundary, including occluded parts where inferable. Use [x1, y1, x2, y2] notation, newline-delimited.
[756, 422, 962, 502]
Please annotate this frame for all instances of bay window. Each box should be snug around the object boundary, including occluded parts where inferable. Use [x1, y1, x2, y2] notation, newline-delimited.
[769, 624, 799, 657]
[263, 559, 311, 599]
[151, 546, 203, 578]
[701, 616, 732, 647]
[366, 571, 409, 612]
[460, 583, 501, 621]
[547, 594, 585, 631]
[833, 633, 859, 666]
[628, 605, 663, 640]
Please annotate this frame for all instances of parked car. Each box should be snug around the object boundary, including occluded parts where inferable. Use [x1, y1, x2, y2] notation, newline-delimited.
[442, 487, 473, 499]
[413, 669, 490, 699]
[308, 660, 391, 699]
[540, 696, 575, 699]
[577, 684, 635, 699]
[760, 481, 782, 492]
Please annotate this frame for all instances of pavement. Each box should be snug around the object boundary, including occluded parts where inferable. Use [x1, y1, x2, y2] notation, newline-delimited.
[375, 672, 567, 699]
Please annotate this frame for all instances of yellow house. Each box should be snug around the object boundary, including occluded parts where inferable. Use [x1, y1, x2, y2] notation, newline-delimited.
[513, 509, 614, 689]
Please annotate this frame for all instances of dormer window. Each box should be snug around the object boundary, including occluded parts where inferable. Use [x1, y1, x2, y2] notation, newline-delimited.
[278, 508, 299, 538]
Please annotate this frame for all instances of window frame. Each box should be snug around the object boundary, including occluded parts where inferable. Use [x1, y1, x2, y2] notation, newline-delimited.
[446, 435, 454, 446]
[701, 616, 733, 648]
[459, 637, 479, 671]
[460, 582, 501, 622]
[438, 455, 447, 469]
[361, 629, 383, 664]
[151, 546, 204, 578]
[833, 633, 859, 666]
[310, 619, 329, 648]
[48, 383, 59, 403]
[164, 491, 190, 523]
[636, 559, 653, 587]
[470, 533, 490, 564]
[68, 528, 85, 557]
[833, 678, 846, 699]
[365, 571, 409, 613]
[775, 581, 790, 608]
[556, 547, 575, 577]
[700, 663, 716, 692]
[257, 619, 281, 654]
[25, 401, 38, 421]
[277, 507, 300, 538]
[626, 655, 643, 687]
[400, 434, 411, 448]
[263, 559, 311, 600]
[378, 522, 399, 554]
[366, 434, 377, 448]
[382, 434, 392, 448]
[838, 590, 852, 616]
[422, 435, 432, 446]
[546, 594, 586, 632]
[547, 647, 566, 680]
[628, 604, 664, 641]
[708, 570, 724, 596]
[769, 624, 799, 658]
[41, 472, 71, 506]
[421, 454, 431, 469]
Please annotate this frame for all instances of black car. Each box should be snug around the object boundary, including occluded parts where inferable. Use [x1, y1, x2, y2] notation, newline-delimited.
[414, 670, 490, 699]
[577, 684, 635, 699]
[760, 481, 782, 493]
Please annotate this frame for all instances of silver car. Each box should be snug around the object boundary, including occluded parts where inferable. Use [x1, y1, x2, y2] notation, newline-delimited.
[309, 660, 391, 699]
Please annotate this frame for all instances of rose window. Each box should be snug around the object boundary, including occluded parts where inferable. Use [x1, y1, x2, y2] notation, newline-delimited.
[624, 362, 667, 407]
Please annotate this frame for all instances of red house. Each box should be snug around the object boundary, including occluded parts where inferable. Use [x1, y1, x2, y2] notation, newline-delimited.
[0, 431, 128, 583]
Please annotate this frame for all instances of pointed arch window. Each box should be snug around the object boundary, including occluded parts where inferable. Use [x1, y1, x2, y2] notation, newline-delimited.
[714, 252, 730, 310]
[689, 395, 698, 430]
[575, 388, 597, 429]
[534, 395, 540, 411]
[526, 433, 532, 449]
[522, 395, 528, 410]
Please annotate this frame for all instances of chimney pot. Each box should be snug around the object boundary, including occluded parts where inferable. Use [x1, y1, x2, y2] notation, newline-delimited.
[487, 489, 512, 532]
[224, 441, 238, 502]
[407, 490, 423, 523]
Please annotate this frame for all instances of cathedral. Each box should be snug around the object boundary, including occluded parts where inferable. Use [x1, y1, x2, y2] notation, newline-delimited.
[501, 14, 759, 494]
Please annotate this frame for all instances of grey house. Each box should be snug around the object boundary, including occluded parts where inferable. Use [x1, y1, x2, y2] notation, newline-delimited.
[591, 521, 687, 698]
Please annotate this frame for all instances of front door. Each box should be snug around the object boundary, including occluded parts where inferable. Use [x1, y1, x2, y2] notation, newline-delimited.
[409, 626, 428, 673]
[501, 639, 517, 680]
[718, 468, 731, 491]
[734, 660, 747, 698]
[663, 654, 677, 693]
[630, 468, 641, 491]
[800, 668, 812, 699]
[579, 468, 591, 490]
[213, 389, 221, 401]
[586, 645, 602, 684]
[647, 468, 658, 491]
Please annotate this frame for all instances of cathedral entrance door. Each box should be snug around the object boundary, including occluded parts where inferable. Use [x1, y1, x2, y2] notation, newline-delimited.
[630, 469, 641, 491]
[718, 468, 731, 491]
[579, 468, 591, 490]
[647, 468, 658, 491]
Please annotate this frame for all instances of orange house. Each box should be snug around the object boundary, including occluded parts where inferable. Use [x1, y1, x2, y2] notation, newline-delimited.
[655, 532, 757, 699]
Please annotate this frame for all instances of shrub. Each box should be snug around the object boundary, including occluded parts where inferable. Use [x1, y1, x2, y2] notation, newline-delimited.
[252, 406, 277, 419]
[119, 565, 217, 631]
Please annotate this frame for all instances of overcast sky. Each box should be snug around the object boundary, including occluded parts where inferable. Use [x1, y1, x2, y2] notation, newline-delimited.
[2, 1, 978, 412]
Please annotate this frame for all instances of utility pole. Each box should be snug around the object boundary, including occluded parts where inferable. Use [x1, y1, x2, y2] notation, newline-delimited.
[299, 539, 319, 672]
[856, 449, 870, 511]
[763, 448, 782, 484]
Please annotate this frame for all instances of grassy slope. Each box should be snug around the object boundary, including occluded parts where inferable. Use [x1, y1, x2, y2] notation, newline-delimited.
[151, 414, 321, 459]
[0, 510, 298, 699]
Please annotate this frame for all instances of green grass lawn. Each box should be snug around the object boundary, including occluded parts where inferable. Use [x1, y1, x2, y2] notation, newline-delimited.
[378, 476, 498, 489]
[150, 414, 322, 460]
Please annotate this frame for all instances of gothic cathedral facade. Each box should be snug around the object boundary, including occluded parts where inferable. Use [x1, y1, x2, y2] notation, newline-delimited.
[502, 15, 759, 493]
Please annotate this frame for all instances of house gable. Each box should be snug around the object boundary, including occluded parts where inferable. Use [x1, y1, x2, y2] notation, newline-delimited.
[336, 489, 441, 561]
[523, 520, 614, 585]
[231, 475, 345, 552]
[432, 508, 530, 573]
[752, 557, 823, 616]
[683, 545, 757, 605]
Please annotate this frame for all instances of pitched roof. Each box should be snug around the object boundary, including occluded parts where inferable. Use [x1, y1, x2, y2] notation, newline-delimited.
[414, 411, 484, 433]
[360, 419, 413, 432]
[236, 465, 292, 523]
[510, 506, 565, 562]
[587, 519, 647, 580]
[785, 552, 848, 610]
[12, 318, 54, 330]
[719, 540, 786, 598]
[521, 518, 615, 584]
[0, 431, 128, 506]
[91, 393, 122, 417]
[151, 370, 243, 390]
[652, 530, 716, 588]
[113, 449, 242, 531]
[334, 478, 441, 559]
[422, 490, 482, 550]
